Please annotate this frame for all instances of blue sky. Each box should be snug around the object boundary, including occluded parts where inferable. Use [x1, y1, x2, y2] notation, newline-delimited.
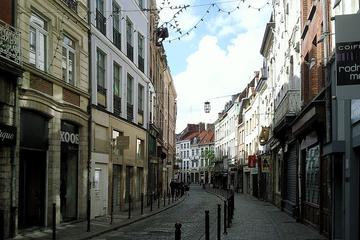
[156, 0, 272, 133]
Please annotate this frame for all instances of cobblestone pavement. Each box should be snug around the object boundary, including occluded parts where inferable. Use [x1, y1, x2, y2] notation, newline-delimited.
[223, 193, 326, 240]
[93, 184, 223, 240]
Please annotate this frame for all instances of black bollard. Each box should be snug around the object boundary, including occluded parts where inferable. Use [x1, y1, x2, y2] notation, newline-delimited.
[0, 209, 4, 240]
[227, 198, 231, 226]
[52, 203, 56, 240]
[158, 192, 160, 209]
[87, 198, 91, 232]
[168, 191, 171, 205]
[217, 204, 221, 240]
[164, 191, 166, 207]
[175, 223, 182, 240]
[223, 201, 227, 234]
[128, 195, 131, 219]
[150, 193, 153, 212]
[141, 193, 144, 215]
[205, 210, 210, 240]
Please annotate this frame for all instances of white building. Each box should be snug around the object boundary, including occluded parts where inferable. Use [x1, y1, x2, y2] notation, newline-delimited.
[214, 95, 241, 188]
[89, 0, 152, 217]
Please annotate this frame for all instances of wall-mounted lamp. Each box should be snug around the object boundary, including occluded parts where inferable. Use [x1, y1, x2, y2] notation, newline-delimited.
[317, 31, 335, 43]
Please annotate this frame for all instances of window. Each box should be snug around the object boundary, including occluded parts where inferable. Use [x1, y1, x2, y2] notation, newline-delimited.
[113, 3, 121, 50]
[113, 63, 121, 97]
[138, 0, 144, 9]
[97, 49, 106, 90]
[127, 74, 133, 104]
[138, 84, 144, 113]
[127, 74, 133, 121]
[136, 138, 144, 160]
[62, 35, 75, 85]
[113, 63, 121, 115]
[138, 33, 144, 72]
[96, 0, 106, 34]
[126, 18, 134, 61]
[94, 168, 101, 190]
[112, 129, 124, 157]
[29, 14, 47, 71]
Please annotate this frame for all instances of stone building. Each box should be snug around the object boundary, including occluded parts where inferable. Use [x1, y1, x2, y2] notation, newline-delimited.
[0, 0, 22, 238]
[16, 0, 90, 231]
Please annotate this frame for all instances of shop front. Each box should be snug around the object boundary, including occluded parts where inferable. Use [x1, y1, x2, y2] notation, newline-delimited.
[60, 121, 79, 222]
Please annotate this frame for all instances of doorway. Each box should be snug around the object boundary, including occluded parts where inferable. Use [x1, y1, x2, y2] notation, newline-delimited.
[92, 163, 108, 217]
[18, 149, 46, 228]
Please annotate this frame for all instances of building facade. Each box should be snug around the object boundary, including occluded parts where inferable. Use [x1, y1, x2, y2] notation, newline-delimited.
[89, 0, 150, 217]
[16, 0, 90, 232]
[0, 0, 22, 238]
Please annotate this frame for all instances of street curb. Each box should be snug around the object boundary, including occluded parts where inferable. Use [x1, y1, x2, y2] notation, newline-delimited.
[79, 195, 187, 240]
[205, 189, 227, 201]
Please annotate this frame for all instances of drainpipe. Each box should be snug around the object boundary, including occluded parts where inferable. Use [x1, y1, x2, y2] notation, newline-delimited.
[10, 0, 19, 237]
[86, 0, 92, 232]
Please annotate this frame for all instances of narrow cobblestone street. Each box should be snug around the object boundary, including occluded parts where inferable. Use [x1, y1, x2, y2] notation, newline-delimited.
[91, 185, 324, 240]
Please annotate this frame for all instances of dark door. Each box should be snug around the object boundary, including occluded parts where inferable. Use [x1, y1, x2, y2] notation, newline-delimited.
[19, 149, 46, 228]
[60, 147, 78, 222]
[253, 174, 258, 198]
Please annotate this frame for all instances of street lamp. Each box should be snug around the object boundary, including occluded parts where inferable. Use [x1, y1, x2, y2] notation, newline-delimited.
[204, 101, 211, 113]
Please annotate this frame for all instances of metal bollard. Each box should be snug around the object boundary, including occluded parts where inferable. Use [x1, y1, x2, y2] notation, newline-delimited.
[168, 191, 171, 205]
[128, 195, 131, 219]
[158, 192, 160, 208]
[150, 193, 153, 211]
[0, 209, 4, 240]
[141, 193, 144, 215]
[227, 198, 231, 226]
[223, 201, 227, 234]
[217, 204, 221, 240]
[175, 223, 182, 240]
[205, 210, 210, 240]
[164, 191, 166, 207]
[52, 203, 56, 240]
[87, 198, 91, 232]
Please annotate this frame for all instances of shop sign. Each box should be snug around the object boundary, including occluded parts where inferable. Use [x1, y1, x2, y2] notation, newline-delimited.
[60, 130, 79, 145]
[0, 123, 16, 146]
[248, 155, 256, 168]
[335, 13, 360, 99]
[116, 136, 130, 149]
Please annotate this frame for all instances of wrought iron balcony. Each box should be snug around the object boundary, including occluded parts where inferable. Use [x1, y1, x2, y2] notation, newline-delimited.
[127, 103, 133, 121]
[96, 9, 106, 35]
[273, 90, 301, 127]
[113, 95, 121, 116]
[0, 20, 21, 66]
[113, 28, 121, 50]
[138, 55, 144, 73]
[127, 43, 133, 62]
[62, 0, 78, 12]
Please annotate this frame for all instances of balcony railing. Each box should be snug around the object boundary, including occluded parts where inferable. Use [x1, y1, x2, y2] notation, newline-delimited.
[96, 9, 106, 35]
[127, 43, 133, 62]
[113, 28, 121, 51]
[113, 95, 121, 116]
[0, 20, 21, 65]
[127, 103, 133, 121]
[138, 55, 144, 73]
[62, 0, 78, 12]
[274, 90, 301, 127]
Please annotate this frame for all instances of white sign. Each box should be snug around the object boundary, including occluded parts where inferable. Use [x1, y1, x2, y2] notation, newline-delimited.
[60, 131, 79, 144]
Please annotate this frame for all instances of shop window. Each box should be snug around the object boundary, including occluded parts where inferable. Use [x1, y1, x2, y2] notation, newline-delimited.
[305, 145, 320, 204]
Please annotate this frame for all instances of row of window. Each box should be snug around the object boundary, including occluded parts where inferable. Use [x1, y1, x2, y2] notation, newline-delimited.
[96, 48, 145, 117]
[29, 13, 76, 85]
[96, 0, 145, 72]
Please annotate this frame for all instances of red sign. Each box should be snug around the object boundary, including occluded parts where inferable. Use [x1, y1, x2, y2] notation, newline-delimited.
[248, 155, 256, 168]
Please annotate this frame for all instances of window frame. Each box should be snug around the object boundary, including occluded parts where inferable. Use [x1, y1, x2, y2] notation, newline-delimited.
[138, 84, 144, 112]
[62, 34, 76, 85]
[29, 13, 48, 71]
[113, 62, 121, 97]
[97, 48, 106, 89]
[127, 73, 133, 104]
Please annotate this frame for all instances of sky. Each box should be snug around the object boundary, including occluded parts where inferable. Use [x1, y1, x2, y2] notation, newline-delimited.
[155, 0, 272, 133]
